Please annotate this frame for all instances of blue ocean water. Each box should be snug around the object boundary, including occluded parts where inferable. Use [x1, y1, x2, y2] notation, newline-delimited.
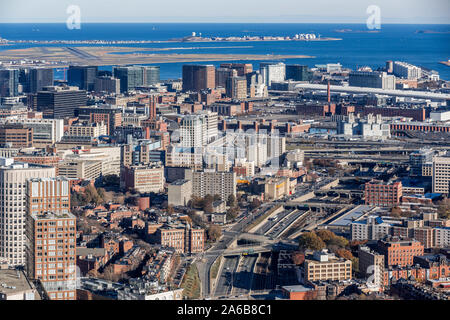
[0, 23, 449, 80]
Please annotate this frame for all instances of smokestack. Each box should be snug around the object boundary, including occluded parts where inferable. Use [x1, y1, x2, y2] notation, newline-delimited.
[327, 80, 331, 105]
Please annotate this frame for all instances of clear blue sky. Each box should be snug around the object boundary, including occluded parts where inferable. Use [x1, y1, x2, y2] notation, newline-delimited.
[0, 0, 449, 24]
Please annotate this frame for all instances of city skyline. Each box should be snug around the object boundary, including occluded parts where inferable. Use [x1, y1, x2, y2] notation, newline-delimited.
[0, 0, 449, 24]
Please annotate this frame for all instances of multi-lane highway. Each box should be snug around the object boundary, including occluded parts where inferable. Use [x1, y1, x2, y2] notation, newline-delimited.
[232, 254, 258, 297]
[197, 203, 275, 299]
[213, 255, 240, 298]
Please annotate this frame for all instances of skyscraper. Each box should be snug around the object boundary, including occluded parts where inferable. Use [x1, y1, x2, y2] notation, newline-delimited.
[143, 66, 160, 85]
[0, 158, 56, 267]
[29, 68, 54, 93]
[0, 69, 19, 97]
[215, 68, 237, 88]
[286, 65, 312, 81]
[36, 86, 87, 119]
[182, 65, 215, 92]
[259, 62, 285, 87]
[433, 153, 450, 195]
[113, 66, 160, 93]
[67, 66, 98, 91]
[226, 76, 247, 100]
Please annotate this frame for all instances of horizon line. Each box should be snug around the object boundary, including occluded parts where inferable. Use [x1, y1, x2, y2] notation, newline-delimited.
[0, 21, 449, 25]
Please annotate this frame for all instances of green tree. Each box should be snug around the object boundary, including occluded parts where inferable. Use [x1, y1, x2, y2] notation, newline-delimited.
[316, 229, 335, 243]
[227, 194, 237, 208]
[298, 232, 326, 251]
[437, 198, 450, 219]
[226, 207, 239, 221]
[249, 198, 262, 210]
[335, 248, 354, 260]
[207, 225, 222, 242]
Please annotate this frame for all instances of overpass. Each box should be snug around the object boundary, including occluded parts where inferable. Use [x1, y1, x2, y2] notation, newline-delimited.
[295, 83, 450, 102]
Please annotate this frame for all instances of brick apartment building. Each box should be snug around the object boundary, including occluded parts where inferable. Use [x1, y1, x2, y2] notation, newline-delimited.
[364, 180, 402, 207]
[154, 224, 205, 254]
[25, 177, 77, 300]
[0, 124, 33, 148]
[376, 239, 424, 268]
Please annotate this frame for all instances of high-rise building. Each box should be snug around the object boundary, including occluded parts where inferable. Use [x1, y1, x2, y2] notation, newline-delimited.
[364, 180, 402, 207]
[36, 86, 87, 119]
[29, 68, 54, 94]
[25, 177, 76, 300]
[259, 62, 285, 87]
[215, 68, 237, 88]
[226, 76, 247, 100]
[113, 66, 143, 93]
[358, 246, 384, 288]
[0, 69, 19, 97]
[219, 63, 252, 76]
[0, 158, 56, 267]
[179, 114, 206, 148]
[178, 112, 218, 148]
[182, 65, 215, 92]
[191, 170, 236, 201]
[393, 61, 422, 80]
[349, 71, 395, 89]
[67, 66, 98, 91]
[113, 66, 160, 93]
[143, 66, 160, 86]
[286, 65, 312, 81]
[94, 76, 120, 94]
[432, 153, 450, 195]
[409, 149, 434, 177]
[120, 163, 165, 193]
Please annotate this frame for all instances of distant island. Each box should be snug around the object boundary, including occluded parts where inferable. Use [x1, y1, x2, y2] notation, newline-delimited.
[334, 29, 380, 33]
[416, 30, 450, 34]
[0, 33, 342, 45]
[169, 33, 342, 42]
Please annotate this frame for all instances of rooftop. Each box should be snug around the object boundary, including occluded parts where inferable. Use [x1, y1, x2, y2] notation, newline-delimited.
[0, 269, 37, 298]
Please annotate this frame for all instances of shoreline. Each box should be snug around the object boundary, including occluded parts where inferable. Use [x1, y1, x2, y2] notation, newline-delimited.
[1, 38, 342, 45]
[0, 46, 315, 68]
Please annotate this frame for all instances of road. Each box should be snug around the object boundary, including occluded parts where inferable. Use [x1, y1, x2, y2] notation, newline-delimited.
[213, 255, 240, 298]
[255, 209, 292, 235]
[232, 254, 258, 297]
[265, 210, 306, 239]
[196, 203, 275, 299]
[251, 252, 275, 292]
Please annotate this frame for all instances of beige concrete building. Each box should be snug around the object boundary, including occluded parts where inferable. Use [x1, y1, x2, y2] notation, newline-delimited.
[120, 164, 165, 193]
[58, 146, 121, 178]
[191, 170, 236, 202]
[433, 154, 450, 194]
[168, 179, 192, 206]
[67, 121, 107, 138]
[264, 177, 297, 200]
[0, 158, 56, 267]
[0, 269, 40, 300]
[0, 118, 64, 146]
[358, 246, 384, 288]
[303, 250, 352, 283]
[57, 159, 102, 180]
